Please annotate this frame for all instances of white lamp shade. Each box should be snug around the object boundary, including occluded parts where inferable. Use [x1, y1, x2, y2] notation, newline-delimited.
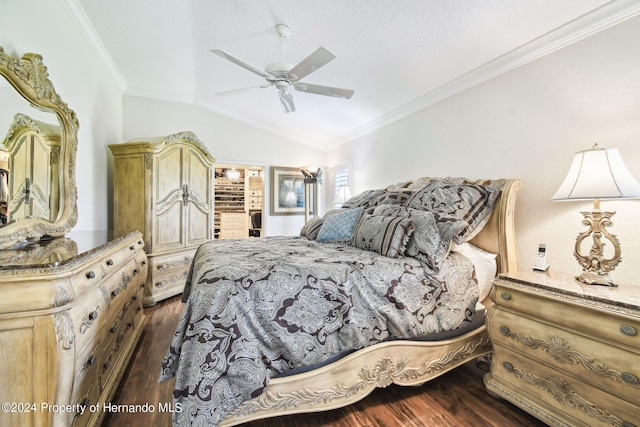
[333, 185, 352, 205]
[551, 146, 640, 201]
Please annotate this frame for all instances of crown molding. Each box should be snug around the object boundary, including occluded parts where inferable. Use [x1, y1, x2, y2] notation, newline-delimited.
[62, 0, 127, 91]
[325, 0, 640, 150]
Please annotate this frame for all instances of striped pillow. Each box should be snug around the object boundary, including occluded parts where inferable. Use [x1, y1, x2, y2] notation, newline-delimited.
[300, 216, 324, 240]
[353, 214, 415, 258]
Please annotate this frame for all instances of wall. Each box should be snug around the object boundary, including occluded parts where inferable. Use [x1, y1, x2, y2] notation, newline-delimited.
[328, 15, 640, 285]
[1, 0, 123, 232]
[122, 95, 327, 236]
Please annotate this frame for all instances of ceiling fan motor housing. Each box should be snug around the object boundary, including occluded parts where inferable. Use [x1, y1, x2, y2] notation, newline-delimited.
[265, 62, 294, 80]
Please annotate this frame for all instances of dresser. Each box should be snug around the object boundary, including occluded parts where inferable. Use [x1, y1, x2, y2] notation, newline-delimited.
[484, 271, 640, 427]
[0, 231, 147, 427]
[109, 132, 216, 306]
[219, 211, 248, 239]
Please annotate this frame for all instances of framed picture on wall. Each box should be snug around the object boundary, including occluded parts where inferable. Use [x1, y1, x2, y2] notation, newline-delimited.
[270, 166, 306, 215]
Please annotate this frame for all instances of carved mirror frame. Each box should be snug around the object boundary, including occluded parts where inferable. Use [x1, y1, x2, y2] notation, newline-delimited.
[0, 46, 78, 249]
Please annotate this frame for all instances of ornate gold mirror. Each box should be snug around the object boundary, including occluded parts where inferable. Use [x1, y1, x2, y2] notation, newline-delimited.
[0, 46, 78, 249]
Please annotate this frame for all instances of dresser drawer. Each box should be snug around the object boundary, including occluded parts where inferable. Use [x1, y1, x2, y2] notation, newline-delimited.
[491, 348, 639, 427]
[219, 228, 247, 239]
[149, 251, 193, 278]
[492, 281, 640, 351]
[488, 307, 640, 404]
[70, 381, 100, 427]
[67, 286, 105, 353]
[148, 251, 193, 290]
[72, 341, 100, 408]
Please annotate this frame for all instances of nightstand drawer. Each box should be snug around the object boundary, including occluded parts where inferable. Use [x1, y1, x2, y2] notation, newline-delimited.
[488, 308, 640, 404]
[492, 279, 640, 351]
[490, 349, 639, 427]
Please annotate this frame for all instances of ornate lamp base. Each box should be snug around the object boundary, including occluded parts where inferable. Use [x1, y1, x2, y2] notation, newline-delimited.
[573, 200, 621, 287]
[576, 271, 616, 287]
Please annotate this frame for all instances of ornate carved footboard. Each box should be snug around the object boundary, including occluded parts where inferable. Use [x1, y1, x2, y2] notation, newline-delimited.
[219, 178, 521, 426]
[221, 326, 491, 426]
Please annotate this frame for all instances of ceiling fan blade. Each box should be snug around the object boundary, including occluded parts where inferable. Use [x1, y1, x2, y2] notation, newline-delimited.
[286, 47, 336, 82]
[279, 89, 296, 113]
[211, 49, 274, 79]
[215, 84, 273, 96]
[293, 82, 354, 99]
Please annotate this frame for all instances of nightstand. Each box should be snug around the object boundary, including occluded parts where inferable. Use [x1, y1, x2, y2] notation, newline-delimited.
[484, 271, 640, 427]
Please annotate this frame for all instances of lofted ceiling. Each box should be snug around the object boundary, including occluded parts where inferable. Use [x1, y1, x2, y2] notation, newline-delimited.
[68, 0, 637, 149]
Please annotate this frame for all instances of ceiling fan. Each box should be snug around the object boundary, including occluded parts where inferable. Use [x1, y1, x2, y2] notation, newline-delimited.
[211, 24, 354, 113]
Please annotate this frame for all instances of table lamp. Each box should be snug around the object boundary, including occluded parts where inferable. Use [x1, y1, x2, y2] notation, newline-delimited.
[551, 144, 640, 286]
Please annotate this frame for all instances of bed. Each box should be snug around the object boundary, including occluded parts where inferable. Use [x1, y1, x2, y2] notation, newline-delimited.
[160, 177, 521, 427]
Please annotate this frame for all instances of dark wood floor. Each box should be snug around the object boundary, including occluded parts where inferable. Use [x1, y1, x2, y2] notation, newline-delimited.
[103, 296, 546, 427]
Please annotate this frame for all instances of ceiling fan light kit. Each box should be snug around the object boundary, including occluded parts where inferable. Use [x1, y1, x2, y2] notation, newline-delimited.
[212, 24, 354, 113]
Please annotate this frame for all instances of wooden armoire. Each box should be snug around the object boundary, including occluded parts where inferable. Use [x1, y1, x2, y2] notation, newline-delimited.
[109, 131, 215, 306]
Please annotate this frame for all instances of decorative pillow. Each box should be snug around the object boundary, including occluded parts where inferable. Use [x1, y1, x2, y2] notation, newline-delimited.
[341, 189, 385, 209]
[316, 208, 363, 243]
[372, 205, 460, 270]
[451, 242, 497, 302]
[368, 189, 414, 207]
[300, 216, 324, 240]
[353, 214, 415, 258]
[407, 181, 501, 244]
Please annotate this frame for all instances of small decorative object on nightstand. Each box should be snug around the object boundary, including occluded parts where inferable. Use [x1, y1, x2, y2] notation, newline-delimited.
[551, 144, 640, 286]
[484, 271, 640, 427]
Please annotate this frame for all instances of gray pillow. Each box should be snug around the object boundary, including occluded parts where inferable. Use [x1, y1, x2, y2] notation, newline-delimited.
[407, 181, 500, 244]
[372, 205, 462, 270]
[353, 214, 415, 258]
[300, 216, 324, 240]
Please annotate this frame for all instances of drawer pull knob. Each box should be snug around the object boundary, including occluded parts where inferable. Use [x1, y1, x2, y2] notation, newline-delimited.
[141, 260, 147, 266]
[133, 268, 139, 274]
[130, 245, 136, 251]
[87, 355, 96, 366]
[502, 362, 514, 372]
[620, 325, 637, 336]
[501, 292, 511, 300]
[86, 271, 96, 279]
[106, 259, 114, 266]
[88, 310, 98, 321]
[622, 372, 638, 385]
[499, 325, 510, 334]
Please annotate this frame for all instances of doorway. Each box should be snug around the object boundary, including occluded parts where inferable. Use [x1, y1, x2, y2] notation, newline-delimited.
[214, 164, 264, 239]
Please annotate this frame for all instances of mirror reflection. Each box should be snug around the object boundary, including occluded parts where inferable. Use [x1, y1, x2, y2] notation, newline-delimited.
[1, 81, 62, 226]
[0, 47, 79, 250]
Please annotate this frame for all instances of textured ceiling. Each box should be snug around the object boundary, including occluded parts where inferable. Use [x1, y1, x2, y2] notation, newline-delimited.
[71, 0, 627, 149]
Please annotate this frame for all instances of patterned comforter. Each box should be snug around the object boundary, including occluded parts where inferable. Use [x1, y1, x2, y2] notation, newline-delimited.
[160, 236, 479, 426]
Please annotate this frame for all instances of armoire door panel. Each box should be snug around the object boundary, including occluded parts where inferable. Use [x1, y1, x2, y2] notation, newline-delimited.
[186, 149, 210, 199]
[155, 148, 183, 205]
[154, 203, 184, 249]
[186, 204, 210, 246]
